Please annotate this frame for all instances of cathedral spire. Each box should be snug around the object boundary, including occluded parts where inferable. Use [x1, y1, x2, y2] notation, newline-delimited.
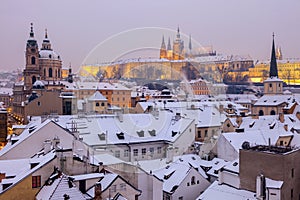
[161, 35, 166, 50]
[269, 33, 278, 78]
[167, 37, 172, 50]
[176, 26, 180, 39]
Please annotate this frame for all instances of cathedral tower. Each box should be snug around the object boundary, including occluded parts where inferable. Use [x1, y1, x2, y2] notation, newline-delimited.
[24, 23, 40, 90]
[159, 35, 167, 59]
[172, 27, 184, 60]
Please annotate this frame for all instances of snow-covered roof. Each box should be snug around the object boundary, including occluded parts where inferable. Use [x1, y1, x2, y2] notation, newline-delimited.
[36, 174, 86, 200]
[86, 173, 118, 197]
[39, 49, 61, 60]
[197, 181, 256, 200]
[137, 101, 226, 128]
[254, 94, 295, 107]
[223, 159, 239, 174]
[266, 177, 283, 189]
[206, 158, 229, 178]
[88, 91, 107, 101]
[153, 162, 193, 193]
[53, 111, 194, 146]
[263, 77, 283, 82]
[0, 151, 56, 194]
[71, 173, 104, 181]
[0, 88, 13, 95]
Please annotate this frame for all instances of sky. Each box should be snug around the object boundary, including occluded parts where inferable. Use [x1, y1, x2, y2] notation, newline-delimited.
[0, 0, 300, 73]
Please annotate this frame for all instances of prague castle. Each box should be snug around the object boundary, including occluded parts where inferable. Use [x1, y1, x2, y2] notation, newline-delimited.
[80, 27, 253, 83]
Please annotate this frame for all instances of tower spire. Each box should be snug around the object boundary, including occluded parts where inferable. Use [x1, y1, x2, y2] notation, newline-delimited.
[45, 28, 48, 39]
[29, 23, 34, 38]
[176, 26, 180, 39]
[161, 35, 166, 49]
[167, 37, 171, 50]
[269, 33, 278, 78]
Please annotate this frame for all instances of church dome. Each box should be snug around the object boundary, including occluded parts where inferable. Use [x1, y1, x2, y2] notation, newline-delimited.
[33, 80, 45, 89]
[39, 49, 61, 60]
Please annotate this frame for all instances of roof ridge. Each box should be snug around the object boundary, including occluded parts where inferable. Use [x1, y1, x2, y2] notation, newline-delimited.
[49, 174, 64, 199]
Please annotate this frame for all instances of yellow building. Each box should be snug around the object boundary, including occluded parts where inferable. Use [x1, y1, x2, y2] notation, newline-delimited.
[249, 59, 300, 84]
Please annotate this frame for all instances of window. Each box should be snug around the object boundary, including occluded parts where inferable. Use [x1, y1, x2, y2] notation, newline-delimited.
[187, 182, 190, 186]
[115, 150, 120, 158]
[31, 56, 36, 65]
[101, 102, 105, 107]
[178, 197, 183, 200]
[198, 130, 201, 138]
[37, 101, 41, 106]
[142, 148, 146, 155]
[270, 110, 276, 115]
[204, 130, 208, 137]
[49, 68, 53, 78]
[191, 176, 195, 185]
[150, 147, 154, 154]
[32, 175, 41, 188]
[269, 83, 272, 88]
[292, 168, 294, 178]
[120, 183, 126, 191]
[133, 149, 138, 156]
[259, 110, 264, 116]
[157, 147, 162, 154]
[96, 102, 100, 107]
[32, 76, 36, 84]
[111, 185, 116, 193]
[124, 150, 129, 157]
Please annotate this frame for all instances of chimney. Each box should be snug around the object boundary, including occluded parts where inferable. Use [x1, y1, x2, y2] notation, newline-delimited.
[219, 104, 224, 113]
[296, 111, 300, 121]
[43, 139, 52, 154]
[94, 183, 102, 200]
[236, 115, 243, 126]
[279, 113, 284, 123]
[166, 146, 174, 164]
[284, 124, 288, 131]
[256, 174, 266, 200]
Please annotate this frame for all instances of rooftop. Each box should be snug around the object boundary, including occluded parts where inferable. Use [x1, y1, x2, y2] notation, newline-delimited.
[245, 144, 296, 154]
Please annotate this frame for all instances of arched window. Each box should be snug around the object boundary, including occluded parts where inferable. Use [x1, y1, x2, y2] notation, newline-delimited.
[96, 102, 100, 107]
[270, 110, 276, 115]
[191, 176, 195, 185]
[32, 76, 36, 84]
[31, 56, 36, 65]
[49, 68, 53, 78]
[259, 110, 264, 116]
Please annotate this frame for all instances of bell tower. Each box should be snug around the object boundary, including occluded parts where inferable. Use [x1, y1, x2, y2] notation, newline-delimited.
[24, 23, 40, 90]
[263, 33, 283, 95]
